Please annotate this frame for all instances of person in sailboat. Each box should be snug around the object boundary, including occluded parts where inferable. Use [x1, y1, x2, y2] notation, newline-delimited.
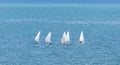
[48, 42, 53, 46]
[79, 41, 82, 43]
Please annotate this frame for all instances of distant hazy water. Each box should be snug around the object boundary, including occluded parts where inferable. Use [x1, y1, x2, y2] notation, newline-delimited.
[0, 4, 120, 65]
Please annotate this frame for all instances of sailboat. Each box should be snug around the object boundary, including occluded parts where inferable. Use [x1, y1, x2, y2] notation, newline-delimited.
[61, 32, 70, 45]
[35, 31, 40, 43]
[66, 31, 70, 43]
[45, 32, 52, 44]
[61, 32, 67, 44]
[79, 31, 85, 43]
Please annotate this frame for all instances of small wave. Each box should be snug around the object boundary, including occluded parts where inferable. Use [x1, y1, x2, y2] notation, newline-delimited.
[66, 21, 120, 25]
[0, 18, 120, 25]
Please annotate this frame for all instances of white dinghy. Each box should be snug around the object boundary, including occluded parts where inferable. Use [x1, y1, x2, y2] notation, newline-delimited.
[79, 31, 85, 43]
[61, 32, 70, 45]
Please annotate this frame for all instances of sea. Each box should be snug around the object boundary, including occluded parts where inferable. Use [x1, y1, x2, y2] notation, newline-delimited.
[0, 4, 120, 65]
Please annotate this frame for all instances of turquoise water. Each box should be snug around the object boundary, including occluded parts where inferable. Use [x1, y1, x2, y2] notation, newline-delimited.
[0, 4, 120, 65]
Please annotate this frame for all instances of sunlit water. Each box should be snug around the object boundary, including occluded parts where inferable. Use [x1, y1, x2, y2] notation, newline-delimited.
[0, 4, 120, 65]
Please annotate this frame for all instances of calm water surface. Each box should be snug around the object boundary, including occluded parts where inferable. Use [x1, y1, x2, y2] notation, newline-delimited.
[0, 4, 120, 65]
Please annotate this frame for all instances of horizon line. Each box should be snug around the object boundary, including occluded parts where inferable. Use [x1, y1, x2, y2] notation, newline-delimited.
[0, 3, 120, 7]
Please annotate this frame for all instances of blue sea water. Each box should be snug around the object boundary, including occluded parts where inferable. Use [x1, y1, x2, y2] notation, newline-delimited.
[0, 4, 120, 65]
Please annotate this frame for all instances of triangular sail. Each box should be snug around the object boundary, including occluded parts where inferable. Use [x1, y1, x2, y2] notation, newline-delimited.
[35, 31, 40, 43]
[45, 32, 51, 43]
[61, 32, 67, 44]
[66, 31, 70, 43]
[79, 31, 84, 43]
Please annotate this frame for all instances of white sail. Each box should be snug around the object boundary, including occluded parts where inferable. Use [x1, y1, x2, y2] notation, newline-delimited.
[61, 32, 67, 44]
[79, 31, 85, 43]
[35, 31, 40, 43]
[45, 32, 51, 43]
[66, 31, 70, 43]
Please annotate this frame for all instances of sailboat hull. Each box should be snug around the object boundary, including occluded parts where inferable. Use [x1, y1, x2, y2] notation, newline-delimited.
[34, 41, 39, 44]
[62, 42, 70, 45]
[79, 41, 85, 44]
